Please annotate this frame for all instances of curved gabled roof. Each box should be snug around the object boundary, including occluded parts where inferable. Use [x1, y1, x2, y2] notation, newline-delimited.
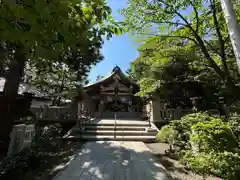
[84, 66, 138, 89]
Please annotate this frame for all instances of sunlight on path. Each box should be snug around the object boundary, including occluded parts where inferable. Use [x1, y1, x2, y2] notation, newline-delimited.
[53, 141, 173, 180]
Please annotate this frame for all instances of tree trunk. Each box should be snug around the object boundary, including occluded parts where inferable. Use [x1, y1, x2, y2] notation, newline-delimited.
[220, 0, 240, 73]
[0, 45, 25, 156]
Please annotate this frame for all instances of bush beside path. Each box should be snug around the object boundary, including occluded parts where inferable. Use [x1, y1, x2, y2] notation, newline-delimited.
[155, 112, 240, 180]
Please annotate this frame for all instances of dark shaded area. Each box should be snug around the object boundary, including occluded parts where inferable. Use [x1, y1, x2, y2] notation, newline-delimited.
[0, 92, 33, 122]
[0, 124, 83, 180]
[154, 122, 169, 129]
[0, 93, 33, 157]
[60, 122, 76, 136]
[158, 81, 219, 110]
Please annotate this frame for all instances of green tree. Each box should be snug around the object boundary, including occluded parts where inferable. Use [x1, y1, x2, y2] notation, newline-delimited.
[0, 0, 122, 155]
[129, 37, 224, 108]
[120, 0, 240, 93]
[25, 62, 80, 105]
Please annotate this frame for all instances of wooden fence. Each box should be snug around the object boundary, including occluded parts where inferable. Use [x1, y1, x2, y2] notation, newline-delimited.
[155, 108, 219, 122]
[158, 108, 192, 121]
[30, 105, 220, 123]
[30, 106, 77, 123]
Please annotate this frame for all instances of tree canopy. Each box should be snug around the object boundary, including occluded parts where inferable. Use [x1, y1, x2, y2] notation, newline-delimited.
[25, 62, 80, 105]
[0, 0, 122, 155]
[0, 0, 122, 99]
[122, 0, 240, 108]
[1, 0, 120, 57]
[128, 36, 228, 108]
[121, 0, 240, 90]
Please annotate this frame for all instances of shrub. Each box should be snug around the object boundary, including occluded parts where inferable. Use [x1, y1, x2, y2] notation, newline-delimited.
[158, 112, 240, 179]
[0, 148, 45, 179]
[157, 125, 178, 150]
[0, 150, 29, 179]
[183, 151, 213, 176]
[167, 120, 191, 150]
[184, 117, 239, 179]
[0, 124, 61, 179]
[190, 119, 237, 153]
[180, 111, 220, 127]
[21, 116, 35, 125]
[229, 113, 240, 141]
[184, 151, 240, 179]
[212, 151, 240, 179]
[165, 112, 218, 151]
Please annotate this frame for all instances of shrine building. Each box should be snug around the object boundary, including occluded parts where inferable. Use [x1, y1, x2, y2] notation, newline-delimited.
[77, 66, 144, 119]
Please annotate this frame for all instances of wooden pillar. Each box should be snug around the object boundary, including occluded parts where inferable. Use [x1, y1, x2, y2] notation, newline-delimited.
[99, 101, 103, 117]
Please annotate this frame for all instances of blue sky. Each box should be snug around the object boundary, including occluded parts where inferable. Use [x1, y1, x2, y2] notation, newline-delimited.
[87, 0, 139, 82]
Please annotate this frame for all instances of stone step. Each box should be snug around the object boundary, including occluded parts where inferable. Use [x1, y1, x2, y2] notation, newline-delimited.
[81, 122, 150, 127]
[83, 123, 149, 127]
[77, 130, 157, 136]
[66, 135, 156, 143]
[73, 126, 147, 131]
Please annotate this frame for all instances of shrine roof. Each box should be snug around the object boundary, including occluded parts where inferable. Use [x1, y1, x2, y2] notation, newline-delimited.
[84, 66, 138, 89]
[0, 77, 48, 98]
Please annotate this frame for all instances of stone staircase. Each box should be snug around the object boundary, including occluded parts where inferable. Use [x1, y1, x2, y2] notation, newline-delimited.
[64, 119, 158, 142]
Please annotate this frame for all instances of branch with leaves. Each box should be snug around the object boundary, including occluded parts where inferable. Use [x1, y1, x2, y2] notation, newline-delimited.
[121, 0, 240, 86]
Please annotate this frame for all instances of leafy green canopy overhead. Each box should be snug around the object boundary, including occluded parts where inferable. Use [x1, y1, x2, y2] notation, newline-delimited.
[0, 0, 124, 102]
[0, 0, 122, 66]
[25, 62, 79, 99]
[0, 0, 124, 155]
[121, 0, 240, 85]
[128, 36, 223, 108]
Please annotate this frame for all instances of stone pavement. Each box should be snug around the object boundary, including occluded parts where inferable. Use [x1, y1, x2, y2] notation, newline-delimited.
[53, 141, 173, 180]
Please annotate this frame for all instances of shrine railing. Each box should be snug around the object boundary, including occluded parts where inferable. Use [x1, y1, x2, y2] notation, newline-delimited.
[30, 106, 77, 122]
[154, 108, 219, 122]
[158, 108, 192, 121]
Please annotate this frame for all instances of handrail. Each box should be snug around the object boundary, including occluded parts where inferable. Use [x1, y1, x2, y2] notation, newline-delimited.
[141, 109, 151, 127]
[114, 113, 116, 138]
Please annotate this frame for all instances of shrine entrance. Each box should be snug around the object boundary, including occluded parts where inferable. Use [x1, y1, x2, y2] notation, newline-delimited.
[97, 96, 142, 119]
[77, 66, 144, 119]
[105, 100, 128, 112]
[103, 95, 131, 112]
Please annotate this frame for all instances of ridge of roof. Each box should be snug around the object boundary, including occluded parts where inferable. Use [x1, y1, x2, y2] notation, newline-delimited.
[84, 66, 137, 88]
[84, 70, 115, 88]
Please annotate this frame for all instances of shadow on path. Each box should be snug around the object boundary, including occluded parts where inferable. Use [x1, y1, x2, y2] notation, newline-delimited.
[53, 141, 173, 180]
